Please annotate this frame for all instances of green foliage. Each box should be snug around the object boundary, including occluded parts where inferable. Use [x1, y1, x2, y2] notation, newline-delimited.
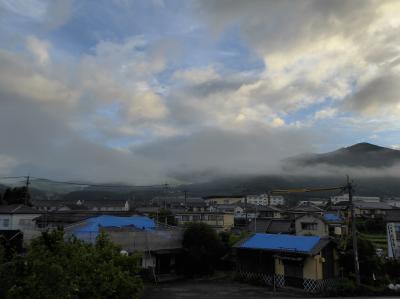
[1, 187, 31, 206]
[0, 230, 143, 299]
[340, 236, 384, 284]
[149, 209, 177, 226]
[182, 223, 224, 277]
[356, 219, 386, 234]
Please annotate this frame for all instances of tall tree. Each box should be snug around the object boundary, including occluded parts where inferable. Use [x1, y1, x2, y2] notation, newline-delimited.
[182, 223, 224, 277]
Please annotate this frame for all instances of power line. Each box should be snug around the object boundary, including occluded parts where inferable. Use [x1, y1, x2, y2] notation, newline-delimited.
[0, 176, 168, 189]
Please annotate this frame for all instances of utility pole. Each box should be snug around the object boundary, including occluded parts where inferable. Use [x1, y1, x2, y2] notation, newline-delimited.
[184, 190, 187, 207]
[347, 176, 361, 286]
[24, 175, 30, 206]
[244, 194, 248, 226]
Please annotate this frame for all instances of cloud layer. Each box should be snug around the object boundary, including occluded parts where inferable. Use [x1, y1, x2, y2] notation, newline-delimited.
[0, 0, 399, 183]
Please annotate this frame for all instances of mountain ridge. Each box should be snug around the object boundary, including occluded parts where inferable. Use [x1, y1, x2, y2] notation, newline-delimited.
[285, 142, 400, 169]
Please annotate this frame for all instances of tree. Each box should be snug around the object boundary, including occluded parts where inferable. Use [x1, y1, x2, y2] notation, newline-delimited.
[152, 208, 177, 226]
[0, 230, 143, 299]
[1, 187, 31, 206]
[339, 236, 383, 284]
[182, 223, 224, 277]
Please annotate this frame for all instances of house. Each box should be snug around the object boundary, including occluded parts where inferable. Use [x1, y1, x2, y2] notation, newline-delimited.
[0, 204, 42, 243]
[295, 213, 345, 237]
[210, 204, 243, 215]
[385, 210, 400, 259]
[32, 199, 68, 211]
[385, 198, 400, 208]
[76, 199, 130, 211]
[331, 194, 380, 205]
[246, 194, 285, 206]
[299, 200, 328, 207]
[65, 215, 183, 281]
[354, 202, 392, 218]
[246, 218, 294, 234]
[265, 219, 295, 235]
[234, 233, 339, 293]
[257, 206, 282, 218]
[286, 203, 325, 219]
[204, 195, 244, 205]
[174, 211, 234, 231]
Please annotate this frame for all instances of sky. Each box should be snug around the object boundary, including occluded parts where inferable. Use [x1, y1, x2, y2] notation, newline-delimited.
[0, 0, 400, 184]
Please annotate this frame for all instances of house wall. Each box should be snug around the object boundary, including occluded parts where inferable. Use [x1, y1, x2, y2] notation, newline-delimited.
[274, 258, 284, 275]
[175, 213, 234, 231]
[303, 255, 323, 280]
[205, 197, 243, 205]
[0, 213, 42, 243]
[142, 252, 156, 268]
[295, 215, 328, 237]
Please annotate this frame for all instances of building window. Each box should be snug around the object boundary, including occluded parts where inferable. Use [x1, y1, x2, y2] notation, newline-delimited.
[182, 215, 190, 221]
[3, 219, 9, 227]
[301, 222, 317, 231]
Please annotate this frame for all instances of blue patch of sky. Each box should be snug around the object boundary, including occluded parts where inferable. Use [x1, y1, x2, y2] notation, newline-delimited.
[47, 0, 196, 57]
[283, 97, 336, 124]
[215, 26, 264, 73]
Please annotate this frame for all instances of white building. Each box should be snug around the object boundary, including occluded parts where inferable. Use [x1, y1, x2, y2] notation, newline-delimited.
[0, 204, 42, 243]
[385, 199, 400, 208]
[76, 199, 130, 211]
[331, 194, 380, 205]
[245, 194, 285, 206]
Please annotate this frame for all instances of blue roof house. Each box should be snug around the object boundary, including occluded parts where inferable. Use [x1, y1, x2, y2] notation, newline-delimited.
[234, 233, 339, 293]
[65, 215, 184, 281]
[68, 215, 156, 243]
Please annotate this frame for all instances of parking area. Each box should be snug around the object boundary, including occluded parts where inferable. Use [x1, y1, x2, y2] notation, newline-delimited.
[142, 280, 296, 299]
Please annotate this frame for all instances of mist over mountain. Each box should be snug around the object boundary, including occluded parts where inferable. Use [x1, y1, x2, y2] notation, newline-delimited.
[5, 142, 398, 200]
[285, 142, 400, 169]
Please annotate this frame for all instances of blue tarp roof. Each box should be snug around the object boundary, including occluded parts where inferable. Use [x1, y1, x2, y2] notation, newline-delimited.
[239, 233, 321, 253]
[323, 213, 341, 222]
[73, 215, 156, 234]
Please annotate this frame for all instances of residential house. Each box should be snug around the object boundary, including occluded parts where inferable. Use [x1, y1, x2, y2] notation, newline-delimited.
[65, 215, 183, 281]
[77, 199, 130, 211]
[257, 206, 282, 218]
[247, 218, 294, 234]
[331, 194, 380, 205]
[204, 195, 244, 205]
[385, 210, 400, 259]
[295, 213, 345, 237]
[234, 233, 339, 293]
[174, 211, 234, 231]
[354, 202, 392, 218]
[32, 199, 68, 211]
[0, 204, 42, 243]
[265, 219, 295, 235]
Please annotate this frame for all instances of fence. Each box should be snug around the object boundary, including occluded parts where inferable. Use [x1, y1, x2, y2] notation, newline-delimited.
[237, 269, 340, 293]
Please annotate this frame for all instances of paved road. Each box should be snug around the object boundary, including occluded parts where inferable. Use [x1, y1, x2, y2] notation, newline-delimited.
[142, 281, 397, 299]
[143, 281, 282, 299]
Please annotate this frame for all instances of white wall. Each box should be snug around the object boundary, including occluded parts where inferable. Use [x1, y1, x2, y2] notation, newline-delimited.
[0, 213, 42, 242]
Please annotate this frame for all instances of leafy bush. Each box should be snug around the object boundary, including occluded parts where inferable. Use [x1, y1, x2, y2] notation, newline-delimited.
[0, 230, 143, 299]
[182, 223, 224, 277]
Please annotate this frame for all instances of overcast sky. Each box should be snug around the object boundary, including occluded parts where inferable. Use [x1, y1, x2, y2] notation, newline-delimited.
[0, 0, 399, 184]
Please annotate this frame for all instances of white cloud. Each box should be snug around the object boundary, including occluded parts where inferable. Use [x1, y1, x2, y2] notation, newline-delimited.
[315, 108, 337, 120]
[26, 36, 51, 65]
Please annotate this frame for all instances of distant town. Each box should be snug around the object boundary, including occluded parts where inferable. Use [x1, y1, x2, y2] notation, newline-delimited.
[1, 178, 400, 297]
